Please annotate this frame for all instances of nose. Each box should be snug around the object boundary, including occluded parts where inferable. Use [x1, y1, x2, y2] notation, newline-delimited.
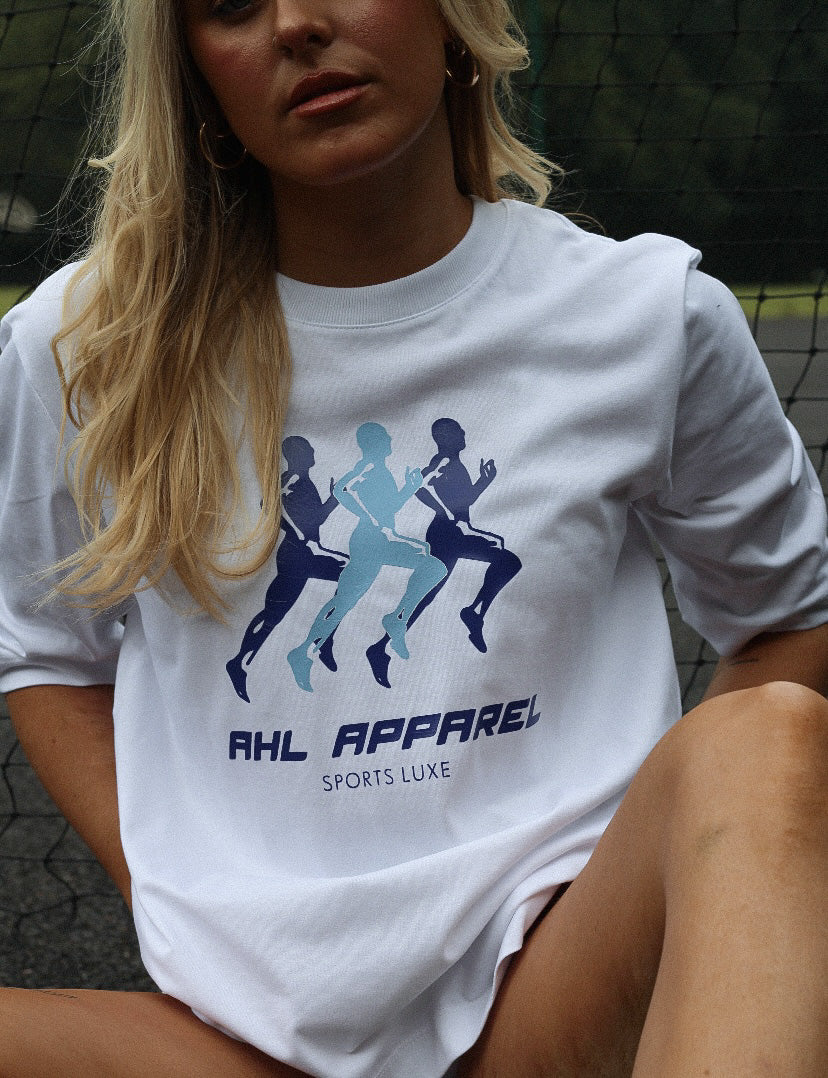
[271, 1, 334, 59]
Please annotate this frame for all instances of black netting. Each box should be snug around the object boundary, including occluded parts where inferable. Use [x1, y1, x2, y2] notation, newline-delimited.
[518, 0, 827, 706]
[1, 0, 826, 989]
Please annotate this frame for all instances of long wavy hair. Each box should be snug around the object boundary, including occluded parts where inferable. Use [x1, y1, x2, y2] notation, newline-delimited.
[52, 0, 559, 617]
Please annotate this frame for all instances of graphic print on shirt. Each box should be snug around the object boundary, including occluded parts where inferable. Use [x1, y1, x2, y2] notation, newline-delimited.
[365, 418, 522, 687]
[226, 435, 348, 702]
[287, 422, 448, 692]
[226, 419, 521, 698]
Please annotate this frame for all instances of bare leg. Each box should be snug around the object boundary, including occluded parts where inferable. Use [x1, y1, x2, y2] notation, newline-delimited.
[0, 989, 306, 1077]
[367, 568, 452, 688]
[288, 561, 376, 691]
[460, 548, 521, 653]
[458, 682, 828, 1077]
[382, 551, 447, 659]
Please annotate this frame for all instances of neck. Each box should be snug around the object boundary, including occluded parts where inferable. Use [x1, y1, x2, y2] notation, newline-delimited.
[272, 118, 474, 287]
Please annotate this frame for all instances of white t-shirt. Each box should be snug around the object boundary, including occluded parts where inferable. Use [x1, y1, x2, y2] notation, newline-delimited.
[1, 198, 826, 1077]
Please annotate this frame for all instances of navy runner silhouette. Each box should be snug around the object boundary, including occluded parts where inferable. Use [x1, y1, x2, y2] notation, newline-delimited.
[226, 436, 346, 702]
[366, 418, 521, 687]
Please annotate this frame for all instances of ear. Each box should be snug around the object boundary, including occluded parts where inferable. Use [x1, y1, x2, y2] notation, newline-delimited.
[435, 4, 455, 45]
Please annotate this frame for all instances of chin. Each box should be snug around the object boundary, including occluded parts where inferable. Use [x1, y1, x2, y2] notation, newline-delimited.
[298, 152, 406, 189]
[269, 126, 435, 193]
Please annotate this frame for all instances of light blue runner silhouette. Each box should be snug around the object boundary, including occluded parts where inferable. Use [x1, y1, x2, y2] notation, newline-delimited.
[288, 423, 447, 692]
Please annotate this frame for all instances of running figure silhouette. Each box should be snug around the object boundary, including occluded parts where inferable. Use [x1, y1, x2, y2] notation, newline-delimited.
[226, 436, 346, 702]
[288, 423, 447, 692]
[366, 418, 521, 688]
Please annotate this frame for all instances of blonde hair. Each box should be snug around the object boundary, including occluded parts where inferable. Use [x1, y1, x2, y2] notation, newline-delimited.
[52, 0, 559, 617]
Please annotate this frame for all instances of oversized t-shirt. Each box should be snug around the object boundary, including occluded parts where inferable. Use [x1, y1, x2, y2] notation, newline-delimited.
[1, 198, 827, 1077]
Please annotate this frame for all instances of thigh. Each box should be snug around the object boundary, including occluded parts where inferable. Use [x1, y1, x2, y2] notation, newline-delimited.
[456, 759, 668, 1078]
[310, 551, 346, 583]
[457, 684, 828, 1077]
[0, 989, 303, 1078]
[455, 532, 500, 562]
[381, 534, 430, 568]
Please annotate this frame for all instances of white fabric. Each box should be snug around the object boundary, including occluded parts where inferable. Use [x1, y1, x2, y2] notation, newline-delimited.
[1, 198, 826, 1077]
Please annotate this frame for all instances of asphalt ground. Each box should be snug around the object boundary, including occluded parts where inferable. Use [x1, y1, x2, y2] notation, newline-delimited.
[0, 317, 825, 990]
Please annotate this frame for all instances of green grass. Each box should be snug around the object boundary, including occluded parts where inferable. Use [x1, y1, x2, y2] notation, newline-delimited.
[0, 284, 31, 319]
[731, 283, 826, 323]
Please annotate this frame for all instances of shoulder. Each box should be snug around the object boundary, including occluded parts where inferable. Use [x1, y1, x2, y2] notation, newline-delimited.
[1, 261, 87, 347]
[495, 199, 700, 313]
[487, 200, 705, 364]
[501, 198, 697, 262]
[683, 266, 751, 345]
[0, 260, 89, 428]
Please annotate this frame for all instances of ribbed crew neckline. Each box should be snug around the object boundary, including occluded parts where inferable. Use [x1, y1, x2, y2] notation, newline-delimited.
[276, 197, 508, 327]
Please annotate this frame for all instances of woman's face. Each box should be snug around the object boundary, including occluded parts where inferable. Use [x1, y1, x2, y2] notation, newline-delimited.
[182, 0, 452, 193]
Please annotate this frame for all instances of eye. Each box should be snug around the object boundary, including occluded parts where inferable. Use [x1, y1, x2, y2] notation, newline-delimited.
[211, 0, 256, 18]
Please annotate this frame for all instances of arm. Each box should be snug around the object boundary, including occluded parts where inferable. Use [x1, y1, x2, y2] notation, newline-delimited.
[280, 504, 305, 543]
[0, 286, 130, 900]
[318, 477, 340, 524]
[471, 457, 497, 498]
[6, 683, 132, 909]
[418, 480, 453, 519]
[334, 465, 378, 524]
[702, 623, 828, 701]
[389, 467, 424, 514]
[635, 271, 828, 686]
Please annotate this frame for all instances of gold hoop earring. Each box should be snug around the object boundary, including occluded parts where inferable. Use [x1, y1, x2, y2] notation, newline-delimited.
[198, 122, 249, 171]
[445, 42, 480, 88]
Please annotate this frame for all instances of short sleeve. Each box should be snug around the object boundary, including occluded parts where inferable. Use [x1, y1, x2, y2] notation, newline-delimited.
[0, 283, 124, 694]
[634, 268, 828, 655]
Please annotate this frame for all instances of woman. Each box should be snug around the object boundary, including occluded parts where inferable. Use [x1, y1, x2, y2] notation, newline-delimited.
[0, 1, 827, 1075]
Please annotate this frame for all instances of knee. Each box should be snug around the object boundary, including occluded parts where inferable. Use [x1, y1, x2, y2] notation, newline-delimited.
[496, 547, 521, 573]
[740, 683, 828, 812]
[756, 679, 828, 751]
[663, 682, 828, 842]
[428, 555, 448, 583]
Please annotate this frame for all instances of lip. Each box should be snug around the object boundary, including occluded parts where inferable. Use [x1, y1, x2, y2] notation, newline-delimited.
[287, 70, 369, 115]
